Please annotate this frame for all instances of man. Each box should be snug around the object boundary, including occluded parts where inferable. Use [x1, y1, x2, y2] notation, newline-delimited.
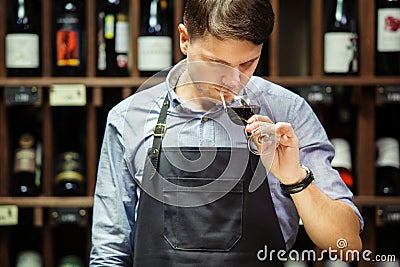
[90, 0, 363, 266]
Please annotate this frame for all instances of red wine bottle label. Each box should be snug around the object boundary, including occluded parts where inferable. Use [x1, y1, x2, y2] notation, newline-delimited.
[97, 12, 107, 71]
[331, 138, 354, 189]
[14, 148, 36, 173]
[115, 14, 129, 53]
[5, 33, 39, 68]
[137, 36, 172, 71]
[324, 32, 358, 73]
[56, 29, 80, 67]
[115, 14, 129, 69]
[331, 138, 352, 170]
[377, 8, 400, 52]
[376, 137, 400, 168]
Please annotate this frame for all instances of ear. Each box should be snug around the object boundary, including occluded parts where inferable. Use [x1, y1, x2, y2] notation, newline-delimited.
[178, 24, 190, 56]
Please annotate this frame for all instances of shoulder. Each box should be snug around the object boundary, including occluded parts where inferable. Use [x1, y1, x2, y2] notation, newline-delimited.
[105, 82, 168, 135]
[250, 76, 302, 102]
[108, 82, 168, 120]
[250, 76, 309, 122]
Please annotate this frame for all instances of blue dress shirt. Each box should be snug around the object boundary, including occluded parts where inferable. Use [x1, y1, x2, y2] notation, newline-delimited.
[89, 60, 364, 266]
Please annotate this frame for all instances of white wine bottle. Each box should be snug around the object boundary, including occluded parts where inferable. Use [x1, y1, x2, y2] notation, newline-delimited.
[6, 0, 42, 76]
[137, 0, 173, 77]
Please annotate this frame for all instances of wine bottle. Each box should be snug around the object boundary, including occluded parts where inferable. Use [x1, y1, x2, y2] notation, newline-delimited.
[14, 208, 43, 267]
[331, 138, 355, 193]
[376, 0, 400, 76]
[58, 255, 84, 267]
[324, 0, 359, 75]
[13, 133, 41, 196]
[16, 251, 43, 267]
[5, 0, 42, 77]
[137, 0, 173, 77]
[53, 151, 85, 196]
[375, 137, 400, 196]
[97, 0, 130, 76]
[53, 0, 86, 76]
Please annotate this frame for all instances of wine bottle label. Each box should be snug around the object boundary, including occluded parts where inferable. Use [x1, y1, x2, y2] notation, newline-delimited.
[376, 137, 400, 168]
[115, 20, 129, 53]
[324, 32, 358, 73]
[5, 33, 39, 68]
[50, 84, 86, 106]
[97, 12, 107, 71]
[16, 251, 42, 267]
[331, 138, 352, 170]
[104, 14, 115, 39]
[377, 8, 400, 52]
[137, 36, 173, 71]
[14, 148, 36, 173]
[56, 29, 80, 67]
[0, 205, 18, 226]
[5, 86, 40, 105]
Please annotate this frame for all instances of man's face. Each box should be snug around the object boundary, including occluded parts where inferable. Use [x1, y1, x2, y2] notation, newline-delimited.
[180, 28, 263, 103]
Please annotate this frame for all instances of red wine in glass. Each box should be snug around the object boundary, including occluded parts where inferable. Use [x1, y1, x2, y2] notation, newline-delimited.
[227, 105, 261, 125]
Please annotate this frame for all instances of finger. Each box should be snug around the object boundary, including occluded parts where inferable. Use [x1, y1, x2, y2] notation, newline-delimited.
[275, 122, 299, 147]
[247, 114, 273, 124]
[275, 122, 296, 137]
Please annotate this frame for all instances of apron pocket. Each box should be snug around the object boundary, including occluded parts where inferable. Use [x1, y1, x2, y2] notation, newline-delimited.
[163, 177, 243, 251]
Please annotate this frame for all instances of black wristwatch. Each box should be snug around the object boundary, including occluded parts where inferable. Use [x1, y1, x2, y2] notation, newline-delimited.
[280, 165, 314, 194]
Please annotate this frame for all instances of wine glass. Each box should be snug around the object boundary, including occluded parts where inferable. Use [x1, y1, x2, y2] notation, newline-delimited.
[222, 90, 280, 156]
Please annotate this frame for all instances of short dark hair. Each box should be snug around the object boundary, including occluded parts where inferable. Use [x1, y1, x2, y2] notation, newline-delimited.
[183, 0, 275, 45]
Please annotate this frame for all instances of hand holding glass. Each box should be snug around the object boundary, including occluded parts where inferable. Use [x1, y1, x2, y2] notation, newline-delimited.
[222, 91, 280, 155]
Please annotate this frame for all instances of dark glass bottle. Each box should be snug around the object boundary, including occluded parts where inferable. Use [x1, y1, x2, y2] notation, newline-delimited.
[52, 106, 86, 196]
[58, 255, 84, 267]
[13, 208, 43, 267]
[53, 0, 86, 76]
[138, 0, 173, 77]
[375, 137, 400, 196]
[13, 133, 41, 196]
[97, 0, 130, 76]
[376, 0, 400, 76]
[5, 0, 42, 77]
[53, 151, 85, 196]
[324, 0, 359, 75]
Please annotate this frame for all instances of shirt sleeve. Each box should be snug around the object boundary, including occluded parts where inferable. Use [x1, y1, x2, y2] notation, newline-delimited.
[89, 107, 137, 266]
[292, 97, 364, 232]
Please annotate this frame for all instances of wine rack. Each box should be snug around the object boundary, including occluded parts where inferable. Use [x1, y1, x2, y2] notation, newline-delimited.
[0, 0, 399, 266]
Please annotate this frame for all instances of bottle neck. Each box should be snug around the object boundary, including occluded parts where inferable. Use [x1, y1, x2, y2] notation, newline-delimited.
[149, 0, 159, 30]
[335, 0, 344, 22]
[334, 0, 348, 26]
[17, 0, 27, 29]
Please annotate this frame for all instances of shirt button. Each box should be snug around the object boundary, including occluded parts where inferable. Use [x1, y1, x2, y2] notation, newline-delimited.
[202, 116, 209, 122]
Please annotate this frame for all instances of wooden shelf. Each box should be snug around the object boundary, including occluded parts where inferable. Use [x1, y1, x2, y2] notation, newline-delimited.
[0, 196, 94, 208]
[354, 196, 400, 207]
[0, 76, 398, 88]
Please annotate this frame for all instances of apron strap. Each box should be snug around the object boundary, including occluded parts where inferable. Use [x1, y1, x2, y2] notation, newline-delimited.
[150, 96, 170, 170]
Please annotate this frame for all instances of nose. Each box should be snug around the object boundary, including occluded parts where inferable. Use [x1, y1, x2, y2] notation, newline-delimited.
[221, 67, 241, 92]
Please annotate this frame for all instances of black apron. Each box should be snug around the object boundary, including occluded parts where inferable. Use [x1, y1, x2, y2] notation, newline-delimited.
[132, 97, 286, 266]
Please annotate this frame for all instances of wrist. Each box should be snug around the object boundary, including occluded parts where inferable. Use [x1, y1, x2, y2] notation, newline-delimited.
[281, 165, 308, 185]
[280, 165, 314, 194]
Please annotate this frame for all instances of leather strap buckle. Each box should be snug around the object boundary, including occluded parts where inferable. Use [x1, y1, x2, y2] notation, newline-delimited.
[153, 123, 166, 137]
